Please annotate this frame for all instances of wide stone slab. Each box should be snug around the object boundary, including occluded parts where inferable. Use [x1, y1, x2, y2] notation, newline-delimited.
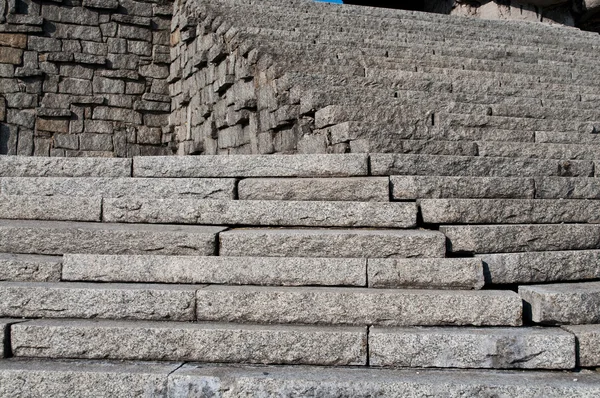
[0, 156, 131, 177]
[0, 220, 225, 256]
[536, 177, 600, 199]
[0, 359, 179, 396]
[219, 228, 446, 258]
[441, 224, 600, 253]
[421, 199, 600, 224]
[11, 319, 367, 366]
[133, 154, 368, 178]
[367, 258, 484, 289]
[195, 286, 522, 326]
[520, 282, 600, 325]
[478, 250, 600, 285]
[391, 176, 535, 199]
[62, 254, 366, 287]
[370, 327, 575, 370]
[0, 253, 61, 282]
[0, 177, 236, 199]
[103, 198, 417, 228]
[563, 325, 600, 367]
[0, 195, 101, 222]
[0, 282, 197, 321]
[238, 177, 390, 202]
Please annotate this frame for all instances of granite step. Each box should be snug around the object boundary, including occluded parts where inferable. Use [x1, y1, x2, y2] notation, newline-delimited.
[520, 282, 600, 325]
[478, 141, 600, 160]
[0, 195, 101, 222]
[0, 157, 131, 178]
[0, 319, 23, 358]
[219, 228, 446, 258]
[0, 253, 61, 282]
[563, 324, 600, 368]
[10, 319, 367, 366]
[370, 326, 575, 370]
[535, 177, 600, 199]
[391, 176, 535, 199]
[0, 220, 225, 256]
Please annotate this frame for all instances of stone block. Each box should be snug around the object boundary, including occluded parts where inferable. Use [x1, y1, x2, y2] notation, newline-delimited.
[0, 194, 101, 222]
[0, 253, 61, 282]
[563, 325, 600, 367]
[118, 25, 152, 41]
[83, 0, 119, 9]
[536, 177, 600, 199]
[391, 176, 535, 199]
[92, 77, 125, 94]
[53, 134, 79, 150]
[59, 78, 93, 96]
[0, 33, 27, 48]
[0, 47, 23, 64]
[0, 156, 131, 177]
[93, 107, 142, 124]
[36, 118, 69, 133]
[0, 319, 24, 357]
[79, 134, 113, 152]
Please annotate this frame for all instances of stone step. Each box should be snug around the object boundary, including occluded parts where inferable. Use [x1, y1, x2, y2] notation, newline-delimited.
[195, 285, 522, 326]
[421, 199, 600, 225]
[535, 177, 600, 199]
[536, 131, 600, 145]
[441, 224, 600, 254]
[102, 198, 417, 228]
[563, 325, 600, 368]
[237, 177, 390, 202]
[0, 220, 225, 256]
[0, 177, 236, 199]
[10, 319, 367, 366]
[0, 319, 23, 358]
[133, 154, 368, 178]
[219, 228, 446, 258]
[0, 195, 101, 222]
[478, 250, 600, 285]
[62, 254, 367, 287]
[0, 282, 199, 321]
[478, 141, 600, 160]
[0, 253, 61, 282]
[370, 326, 575, 370]
[520, 282, 600, 325]
[0, 157, 131, 178]
[391, 176, 535, 199]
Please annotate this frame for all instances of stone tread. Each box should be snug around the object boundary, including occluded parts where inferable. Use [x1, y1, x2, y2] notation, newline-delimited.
[0, 253, 62, 282]
[563, 325, 600, 368]
[0, 157, 131, 178]
[0, 194, 101, 222]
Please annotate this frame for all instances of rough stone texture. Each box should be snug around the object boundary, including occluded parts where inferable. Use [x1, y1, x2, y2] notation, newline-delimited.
[0, 220, 225, 256]
[0, 359, 178, 397]
[370, 326, 575, 369]
[478, 250, 600, 285]
[0, 177, 236, 199]
[133, 155, 368, 177]
[536, 177, 600, 199]
[103, 198, 417, 228]
[391, 176, 535, 199]
[0, 195, 101, 222]
[62, 254, 366, 287]
[368, 258, 484, 289]
[0, 157, 132, 177]
[0, 282, 197, 321]
[563, 325, 600, 368]
[196, 285, 522, 326]
[0, 319, 24, 357]
[0, 253, 61, 282]
[421, 199, 600, 224]
[238, 177, 390, 202]
[441, 224, 600, 253]
[520, 282, 600, 325]
[219, 228, 446, 258]
[11, 319, 367, 366]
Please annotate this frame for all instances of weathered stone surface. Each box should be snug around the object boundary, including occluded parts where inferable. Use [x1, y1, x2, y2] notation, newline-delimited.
[0, 220, 225, 256]
[0, 157, 131, 177]
[11, 319, 367, 366]
[368, 258, 484, 289]
[103, 198, 417, 228]
[0, 253, 61, 282]
[0, 195, 101, 222]
[0, 47, 23, 64]
[62, 254, 366, 287]
[220, 228, 446, 258]
[238, 177, 390, 202]
[520, 282, 600, 325]
[196, 286, 522, 326]
[0, 359, 176, 397]
[0, 34, 27, 49]
[0, 177, 236, 199]
[536, 177, 600, 199]
[441, 224, 600, 253]
[133, 154, 368, 177]
[0, 319, 24, 357]
[391, 176, 535, 199]
[563, 325, 600, 368]
[0, 282, 197, 321]
[478, 250, 600, 285]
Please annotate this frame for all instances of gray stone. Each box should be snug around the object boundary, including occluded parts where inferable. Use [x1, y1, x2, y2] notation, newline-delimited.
[133, 154, 368, 177]
[0, 156, 131, 177]
[0, 253, 61, 282]
[0, 177, 236, 199]
[220, 228, 446, 258]
[59, 78, 93, 96]
[441, 224, 600, 253]
[563, 325, 600, 367]
[520, 282, 600, 325]
[536, 177, 600, 199]
[62, 254, 366, 287]
[0, 195, 101, 222]
[0, 281, 197, 321]
[93, 107, 142, 124]
[103, 198, 416, 228]
[11, 319, 367, 366]
[196, 285, 522, 326]
[368, 258, 484, 289]
[83, 0, 118, 9]
[478, 250, 600, 285]
[92, 77, 125, 94]
[370, 327, 575, 369]
[79, 134, 113, 152]
[391, 176, 535, 199]
[0, 319, 24, 357]
[28, 36, 61, 52]
[0, 220, 225, 256]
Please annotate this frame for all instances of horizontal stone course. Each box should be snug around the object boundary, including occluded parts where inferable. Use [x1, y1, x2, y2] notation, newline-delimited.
[0, 195, 101, 222]
[562, 325, 600, 368]
[0, 253, 61, 282]
[391, 176, 535, 199]
[0, 157, 131, 177]
[535, 177, 600, 199]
